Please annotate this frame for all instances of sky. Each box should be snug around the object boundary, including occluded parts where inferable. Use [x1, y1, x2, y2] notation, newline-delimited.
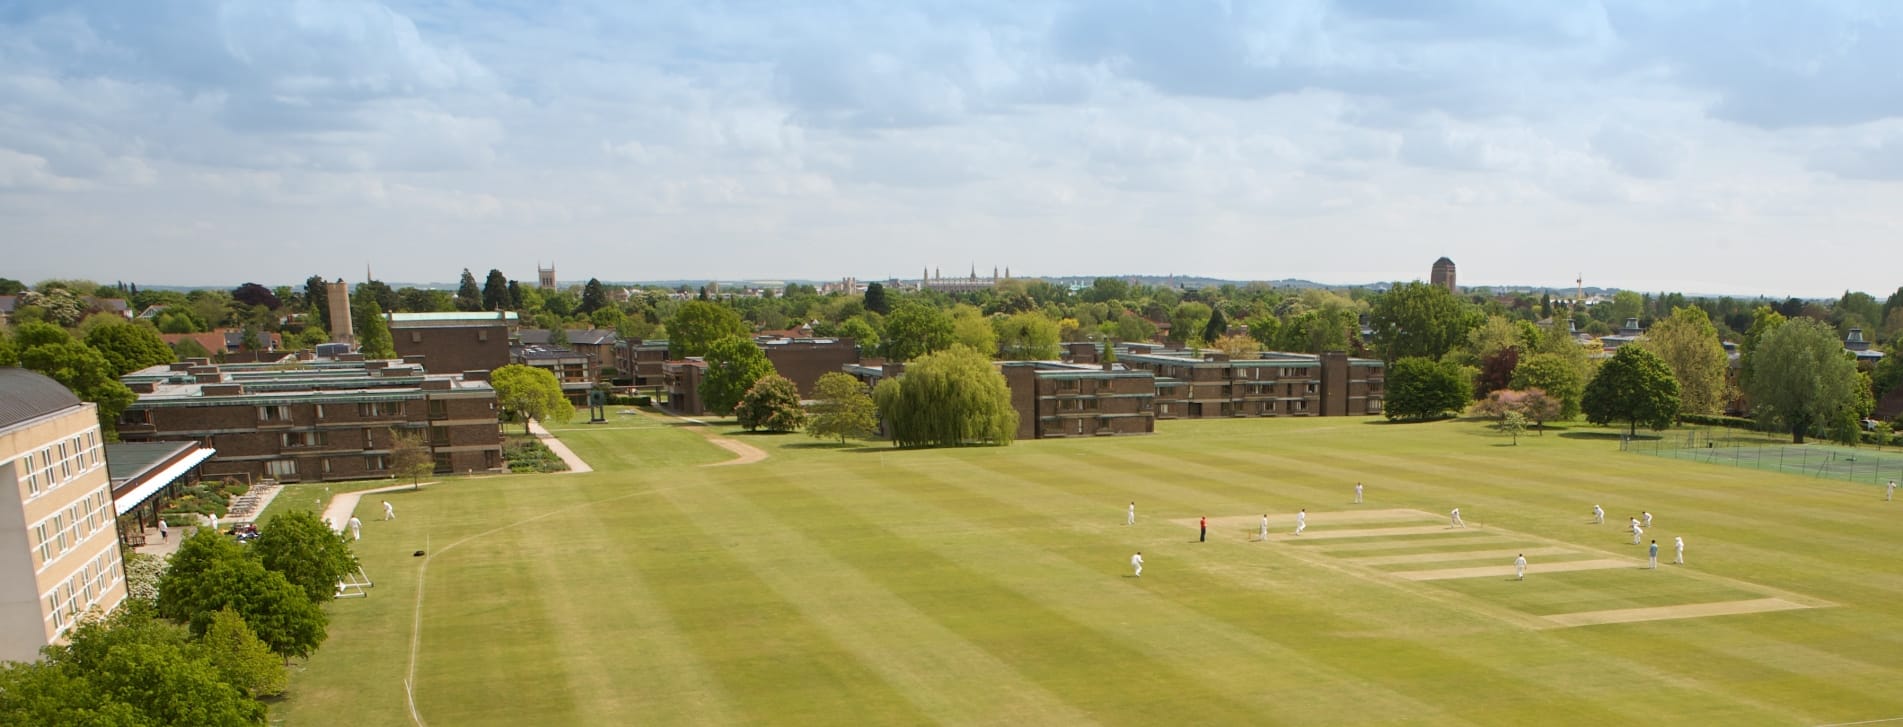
[3, 1, 1902, 298]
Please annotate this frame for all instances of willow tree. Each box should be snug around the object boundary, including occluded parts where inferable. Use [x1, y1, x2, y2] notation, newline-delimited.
[873, 345, 1017, 447]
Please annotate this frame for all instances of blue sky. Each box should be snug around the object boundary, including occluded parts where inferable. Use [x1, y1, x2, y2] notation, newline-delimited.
[3, 1, 1901, 297]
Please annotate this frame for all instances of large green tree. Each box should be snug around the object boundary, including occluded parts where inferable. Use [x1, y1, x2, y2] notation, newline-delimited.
[702, 335, 776, 416]
[156, 531, 327, 660]
[490, 364, 573, 433]
[482, 269, 510, 311]
[250, 510, 359, 605]
[873, 345, 1018, 447]
[579, 278, 608, 315]
[1510, 352, 1586, 419]
[734, 374, 806, 432]
[353, 299, 395, 359]
[14, 324, 137, 437]
[3, 604, 269, 726]
[1635, 306, 1730, 416]
[303, 275, 331, 332]
[950, 305, 997, 356]
[666, 300, 750, 358]
[200, 607, 288, 698]
[1369, 281, 1480, 361]
[881, 301, 955, 361]
[995, 312, 1061, 360]
[808, 372, 879, 443]
[454, 268, 482, 311]
[85, 320, 175, 377]
[1582, 346, 1681, 436]
[1745, 317, 1863, 443]
[863, 282, 889, 315]
[1382, 357, 1470, 421]
[1169, 302, 1212, 346]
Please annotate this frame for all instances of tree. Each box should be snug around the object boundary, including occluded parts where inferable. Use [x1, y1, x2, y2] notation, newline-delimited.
[1244, 313, 1281, 349]
[1369, 281, 1480, 361]
[173, 337, 213, 361]
[7, 604, 268, 726]
[1738, 305, 1787, 391]
[354, 280, 399, 313]
[508, 280, 525, 309]
[1499, 411, 1527, 444]
[1111, 314, 1158, 344]
[837, 316, 881, 355]
[490, 364, 573, 433]
[734, 374, 806, 432]
[666, 300, 750, 358]
[229, 283, 280, 310]
[1211, 333, 1260, 360]
[391, 429, 435, 487]
[455, 268, 482, 311]
[1519, 388, 1562, 433]
[702, 335, 776, 416]
[1383, 357, 1470, 421]
[16, 332, 137, 437]
[1471, 388, 1562, 434]
[1582, 346, 1681, 436]
[1745, 317, 1863, 443]
[200, 607, 288, 698]
[1510, 352, 1586, 420]
[1201, 304, 1228, 344]
[808, 372, 879, 443]
[84, 320, 175, 376]
[1169, 302, 1212, 346]
[482, 269, 510, 311]
[156, 531, 326, 660]
[950, 305, 997, 356]
[882, 301, 955, 361]
[863, 282, 889, 314]
[1636, 306, 1730, 416]
[873, 345, 1018, 447]
[304, 275, 331, 332]
[251, 510, 359, 605]
[579, 278, 608, 315]
[995, 311, 1060, 360]
[353, 298, 395, 359]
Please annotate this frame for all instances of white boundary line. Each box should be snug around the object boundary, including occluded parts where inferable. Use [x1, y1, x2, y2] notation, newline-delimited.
[1814, 718, 1903, 727]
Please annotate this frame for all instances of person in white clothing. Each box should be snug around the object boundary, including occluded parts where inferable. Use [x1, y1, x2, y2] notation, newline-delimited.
[1591, 504, 1604, 524]
[1294, 509, 1307, 535]
[1259, 514, 1269, 541]
[1642, 511, 1653, 528]
[1450, 508, 1465, 528]
[1514, 553, 1527, 581]
[347, 516, 363, 541]
[1127, 501, 1136, 525]
[1888, 480, 1896, 502]
[1131, 552, 1144, 577]
[1673, 536, 1684, 565]
[382, 500, 395, 520]
[1632, 523, 1644, 545]
[1354, 482, 1364, 504]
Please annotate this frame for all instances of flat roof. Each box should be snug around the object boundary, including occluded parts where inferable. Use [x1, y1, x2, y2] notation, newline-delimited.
[106, 440, 197, 484]
[387, 311, 518, 326]
[124, 361, 492, 408]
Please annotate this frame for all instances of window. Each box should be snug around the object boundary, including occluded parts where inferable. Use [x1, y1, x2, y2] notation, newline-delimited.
[358, 402, 404, 417]
[365, 454, 388, 471]
[430, 427, 450, 446]
[322, 458, 333, 474]
[433, 452, 453, 474]
[410, 331, 423, 344]
[267, 460, 297, 477]
[123, 409, 150, 424]
[478, 329, 490, 342]
[280, 431, 329, 448]
[429, 399, 448, 419]
[315, 404, 325, 419]
[364, 428, 376, 448]
[258, 405, 291, 422]
[1305, 383, 1318, 394]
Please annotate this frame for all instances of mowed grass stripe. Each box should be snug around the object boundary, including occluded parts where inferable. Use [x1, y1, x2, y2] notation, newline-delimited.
[611, 483, 932, 725]
[721, 466, 1271, 725]
[685, 467, 1102, 725]
[895, 458, 1636, 723]
[1434, 567, 1766, 616]
[1596, 618, 1899, 722]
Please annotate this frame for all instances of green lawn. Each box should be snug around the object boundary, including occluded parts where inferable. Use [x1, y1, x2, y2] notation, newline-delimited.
[270, 414, 1903, 726]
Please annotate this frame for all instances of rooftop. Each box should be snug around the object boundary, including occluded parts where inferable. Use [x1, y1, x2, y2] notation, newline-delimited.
[105, 440, 197, 485]
[122, 360, 492, 408]
[0, 368, 84, 431]
[387, 311, 519, 327]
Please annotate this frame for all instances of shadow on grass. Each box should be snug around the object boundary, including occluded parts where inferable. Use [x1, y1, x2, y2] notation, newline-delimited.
[1559, 430, 1663, 441]
[781, 441, 872, 451]
[1361, 417, 1454, 426]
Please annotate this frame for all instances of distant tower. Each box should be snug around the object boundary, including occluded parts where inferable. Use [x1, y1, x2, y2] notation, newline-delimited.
[1576, 273, 1584, 308]
[1431, 257, 1457, 292]
[325, 278, 354, 343]
[536, 262, 556, 291]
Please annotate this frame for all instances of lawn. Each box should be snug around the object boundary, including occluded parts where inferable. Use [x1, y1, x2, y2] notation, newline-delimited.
[270, 413, 1903, 726]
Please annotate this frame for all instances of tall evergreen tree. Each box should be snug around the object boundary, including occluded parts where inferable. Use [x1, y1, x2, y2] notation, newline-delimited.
[354, 299, 395, 359]
[1202, 305, 1228, 344]
[454, 269, 482, 311]
[863, 281, 890, 314]
[482, 269, 510, 311]
[304, 275, 330, 331]
[508, 280, 525, 310]
[579, 278, 608, 315]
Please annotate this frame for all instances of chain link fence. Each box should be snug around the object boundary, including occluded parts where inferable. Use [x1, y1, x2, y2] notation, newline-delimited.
[1623, 427, 1903, 486]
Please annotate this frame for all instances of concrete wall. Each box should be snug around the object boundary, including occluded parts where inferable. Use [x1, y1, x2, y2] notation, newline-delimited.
[0, 404, 125, 662]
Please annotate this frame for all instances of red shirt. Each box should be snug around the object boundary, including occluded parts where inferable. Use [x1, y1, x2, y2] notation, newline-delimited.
[1200, 517, 1207, 528]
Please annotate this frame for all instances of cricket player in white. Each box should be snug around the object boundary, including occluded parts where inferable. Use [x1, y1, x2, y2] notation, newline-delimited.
[1450, 508, 1465, 528]
[1131, 552, 1144, 577]
[1632, 523, 1644, 545]
[1592, 504, 1604, 524]
[1642, 511, 1653, 528]
[347, 516, 362, 541]
[383, 500, 395, 520]
[1354, 482, 1364, 504]
[1260, 514, 1269, 540]
[1514, 553, 1527, 580]
[1294, 509, 1307, 535]
[1888, 481, 1896, 502]
[1674, 536, 1684, 565]
[1127, 501, 1136, 525]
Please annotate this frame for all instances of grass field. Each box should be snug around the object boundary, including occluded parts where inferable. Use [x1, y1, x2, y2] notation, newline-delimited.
[268, 413, 1903, 726]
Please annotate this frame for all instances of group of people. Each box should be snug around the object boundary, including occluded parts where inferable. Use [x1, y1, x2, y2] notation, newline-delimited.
[1129, 483, 1374, 576]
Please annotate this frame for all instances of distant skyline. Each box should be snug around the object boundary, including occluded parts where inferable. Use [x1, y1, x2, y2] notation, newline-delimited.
[5, 2, 1903, 299]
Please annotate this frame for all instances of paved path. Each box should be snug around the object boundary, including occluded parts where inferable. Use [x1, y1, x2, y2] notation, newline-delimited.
[670, 415, 769, 467]
[322, 483, 431, 534]
[528, 420, 593, 473]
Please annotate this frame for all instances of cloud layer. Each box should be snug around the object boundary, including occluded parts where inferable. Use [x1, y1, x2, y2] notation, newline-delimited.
[3, 0, 1900, 297]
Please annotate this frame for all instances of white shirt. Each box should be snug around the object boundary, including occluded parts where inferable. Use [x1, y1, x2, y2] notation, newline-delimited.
[1675, 537, 1683, 550]
[1514, 556, 1527, 568]
[1131, 554, 1143, 567]
[1297, 512, 1306, 524]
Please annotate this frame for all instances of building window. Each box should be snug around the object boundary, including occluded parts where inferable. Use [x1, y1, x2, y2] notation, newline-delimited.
[258, 405, 291, 422]
[363, 428, 376, 448]
[429, 399, 448, 419]
[358, 402, 404, 417]
[433, 452, 453, 474]
[280, 431, 329, 448]
[430, 427, 450, 446]
[478, 329, 490, 342]
[1305, 383, 1318, 394]
[365, 454, 388, 471]
[315, 404, 325, 419]
[267, 460, 297, 477]
[484, 450, 501, 469]
[410, 331, 423, 344]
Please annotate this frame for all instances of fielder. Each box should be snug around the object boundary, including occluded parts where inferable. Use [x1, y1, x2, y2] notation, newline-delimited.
[1294, 509, 1307, 535]
[1632, 522, 1643, 545]
[1648, 539, 1660, 569]
[382, 500, 396, 520]
[1354, 482, 1364, 504]
[1131, 551, 1144, 577]
[1674, 536, 1685, 565]
[1259, 514, 1269, 541]
[1888, 480, 1896, 502]
[1514, 553, 1527, 581]
[1592, 504, 1604, 524]
[1127, 501, 1136, 525]
[347, 516, 362, 541]
[1450, 508, 1465, 528]
[1642, 511, 1653, 528]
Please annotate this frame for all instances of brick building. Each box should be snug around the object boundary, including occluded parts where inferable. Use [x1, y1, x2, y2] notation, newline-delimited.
[117, 359, 504, 483]
[613, 339, 671, 389]
[387, 311, 517, 375]
[661, 359, 708, 415]
[513, 345, 596, 403]
[1118, 348, 1384, 418]
[1, 369, 126, 661]
[758, 337, 859, 396]
[1001, 361, 1156, 438]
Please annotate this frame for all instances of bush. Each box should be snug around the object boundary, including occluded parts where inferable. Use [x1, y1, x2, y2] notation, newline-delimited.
[504, 436, 571, 473]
